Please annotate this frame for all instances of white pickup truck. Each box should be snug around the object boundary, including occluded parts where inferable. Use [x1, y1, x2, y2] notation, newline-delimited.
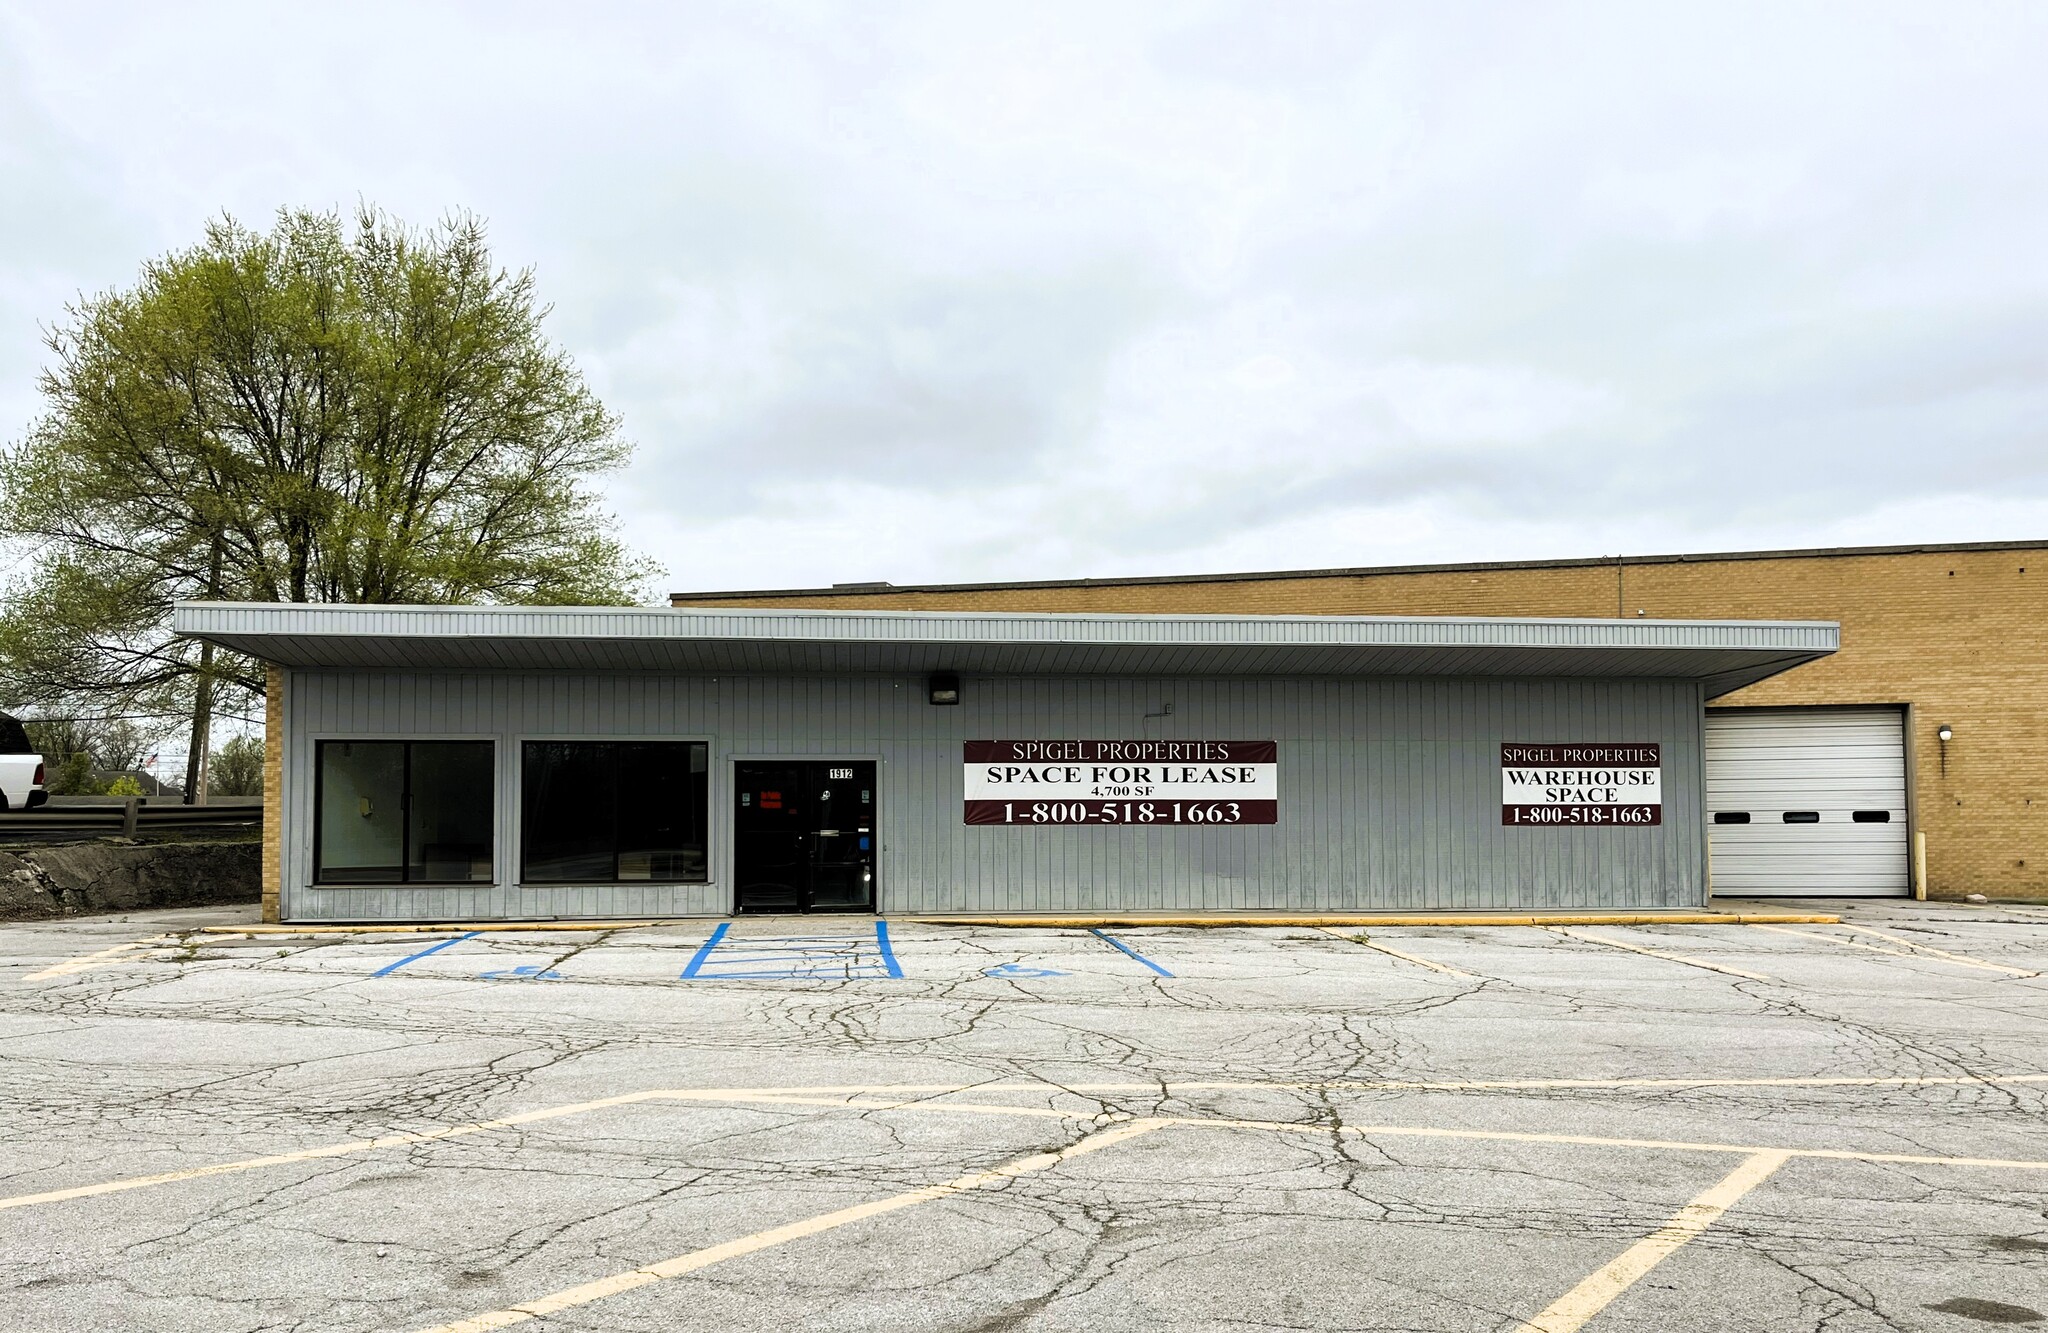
[0, 711, 49, 812]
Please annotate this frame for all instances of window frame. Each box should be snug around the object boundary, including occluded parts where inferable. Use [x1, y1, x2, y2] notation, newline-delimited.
[312, 738, 497, 887]
[517, 736, 714, 887]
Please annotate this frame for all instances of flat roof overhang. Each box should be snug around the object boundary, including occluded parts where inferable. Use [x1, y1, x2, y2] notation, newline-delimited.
[172, 603, 1837, 699]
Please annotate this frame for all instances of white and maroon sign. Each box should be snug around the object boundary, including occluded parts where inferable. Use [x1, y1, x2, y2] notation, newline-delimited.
[1501, 743, 1662, 826]
[964, 740, 1278, 825]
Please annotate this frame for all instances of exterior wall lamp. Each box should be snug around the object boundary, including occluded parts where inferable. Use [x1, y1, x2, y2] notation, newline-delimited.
[1937, 723, 1952, 775]
[928, 672, 961, 706]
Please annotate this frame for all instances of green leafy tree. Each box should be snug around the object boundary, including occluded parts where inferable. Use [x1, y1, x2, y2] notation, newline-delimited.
[45, 752, 102, 796]
[0, 206, 657, 800]
[23, 716, 153, 771]
[208, 732, 265, 797]
[22, 715, 158, 795]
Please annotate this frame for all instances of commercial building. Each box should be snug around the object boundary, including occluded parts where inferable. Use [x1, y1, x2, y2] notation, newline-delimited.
[179, 603, 1835, 923]
[674, 540, 2048, 904]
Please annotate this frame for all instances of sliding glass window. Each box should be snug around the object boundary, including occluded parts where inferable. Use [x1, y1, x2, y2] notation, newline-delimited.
[523, 741, 708, 883]
[315, 741, 494, 884]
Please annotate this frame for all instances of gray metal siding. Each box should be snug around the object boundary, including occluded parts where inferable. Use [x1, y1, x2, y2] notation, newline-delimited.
[184, 599, 1840, 649]
[282, 670, 1707, 920]
[177, 601, 1837, 699]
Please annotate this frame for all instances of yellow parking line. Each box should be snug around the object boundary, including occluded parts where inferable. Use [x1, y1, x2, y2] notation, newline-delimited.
[1546, 927, 1772, 982]
[1180, 1072, 2048, 1096]
[1321, 927, 1478, 979]
[1752, 924, 2038, 977]
[1959, 901, 2048, 920]
[1182, 1113, 2048, 1169]
[766, 1072, 2048, 1097]
[1237, 1116, 2045, 1170]
[716, 1092, 1112, 1123]
[499, 1072, 2048, 1099]
[1834, 923, 2040, 978]
[23, 936, 175, 980]
[410, 1119, 1166, 1333]
[687, 1094, 2048, 1171]
[0, 1091, 669, 1212]
[1301, 1072, 2048, 1094]
[10, 1072, 2048, 1214]
[1516, 1151, 1789, 1333]
[202, 922, 668, 936]
[918, 913, 1840, 927]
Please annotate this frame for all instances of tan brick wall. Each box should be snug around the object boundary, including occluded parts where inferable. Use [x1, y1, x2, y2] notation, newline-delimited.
[683, 547, 2048, 900]
[263, 664, 283, 924]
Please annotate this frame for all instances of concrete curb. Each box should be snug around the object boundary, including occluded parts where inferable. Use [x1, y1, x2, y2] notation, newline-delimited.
[204, 911, 1843, 934]
[901, 913, 1843, 927]
[204, 921, 667, 935]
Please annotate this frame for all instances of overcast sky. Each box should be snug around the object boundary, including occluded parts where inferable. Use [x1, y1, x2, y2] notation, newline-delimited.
[4, 2, 2044, 596]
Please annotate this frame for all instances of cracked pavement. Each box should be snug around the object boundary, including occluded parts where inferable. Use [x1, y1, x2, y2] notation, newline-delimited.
[2, 900, 2046, 1331]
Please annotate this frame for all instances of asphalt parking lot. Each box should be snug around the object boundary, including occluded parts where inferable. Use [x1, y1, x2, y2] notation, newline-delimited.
[4, 901, 2047, 1332]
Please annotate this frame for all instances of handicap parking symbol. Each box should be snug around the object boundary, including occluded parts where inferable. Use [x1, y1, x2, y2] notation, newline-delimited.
[983, 963, 1069, 979]
[478, 965, 563, 981]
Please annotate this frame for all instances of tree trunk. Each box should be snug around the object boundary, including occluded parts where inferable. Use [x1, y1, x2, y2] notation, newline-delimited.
[183, 641, 215, 805]
[184, 539, 227, 806]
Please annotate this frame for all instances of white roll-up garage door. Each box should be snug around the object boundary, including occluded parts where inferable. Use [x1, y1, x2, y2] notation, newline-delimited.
[1705, 707, 1909, 897]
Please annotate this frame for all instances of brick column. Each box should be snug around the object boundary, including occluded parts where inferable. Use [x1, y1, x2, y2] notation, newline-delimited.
[263, 664, 283, 924]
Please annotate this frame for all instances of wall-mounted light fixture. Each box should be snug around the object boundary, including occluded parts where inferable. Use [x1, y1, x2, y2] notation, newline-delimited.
[1937, 723, 1953, 776]
[928, 672, 960, 706]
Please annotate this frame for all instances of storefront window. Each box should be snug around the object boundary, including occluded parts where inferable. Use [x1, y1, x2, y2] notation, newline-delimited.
[522, 741, 708, 883]
[315, 741, 493, 884]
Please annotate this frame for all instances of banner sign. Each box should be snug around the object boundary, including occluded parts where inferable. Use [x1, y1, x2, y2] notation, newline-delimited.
[964, 740, 1278, 825]
[1501, 743, 1662, 826]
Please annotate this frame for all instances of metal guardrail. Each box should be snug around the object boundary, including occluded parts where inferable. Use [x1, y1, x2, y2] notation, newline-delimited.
[0, 799, 262, 836]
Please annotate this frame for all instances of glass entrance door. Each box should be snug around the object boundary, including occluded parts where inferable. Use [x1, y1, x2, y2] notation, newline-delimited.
[733, 761, 876, 913]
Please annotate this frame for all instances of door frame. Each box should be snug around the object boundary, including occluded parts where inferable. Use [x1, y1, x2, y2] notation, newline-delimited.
[727, 754, 883, 914]
[1702, 703, 1911, 897]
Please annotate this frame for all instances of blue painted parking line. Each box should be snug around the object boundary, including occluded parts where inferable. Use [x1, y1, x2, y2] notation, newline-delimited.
[683, 929, 893, 980]
[985, 962, 1069, 978]
[370, 932, 482, 978]
[875, 920, 904, 978]
[680, 922, 731, 979]
[1088, 928, 1175, 977]
[687, 970, 868, 980]
[700, 951, 844, 964]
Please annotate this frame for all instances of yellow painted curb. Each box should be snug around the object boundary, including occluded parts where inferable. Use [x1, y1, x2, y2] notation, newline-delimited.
[902, 913, 1841, 928]
[202, 921, 672, 936]
[203, 911, 1843, 936]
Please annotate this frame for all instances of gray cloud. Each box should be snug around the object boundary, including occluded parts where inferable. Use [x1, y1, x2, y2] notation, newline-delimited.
[2, 1, 2045, 593]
